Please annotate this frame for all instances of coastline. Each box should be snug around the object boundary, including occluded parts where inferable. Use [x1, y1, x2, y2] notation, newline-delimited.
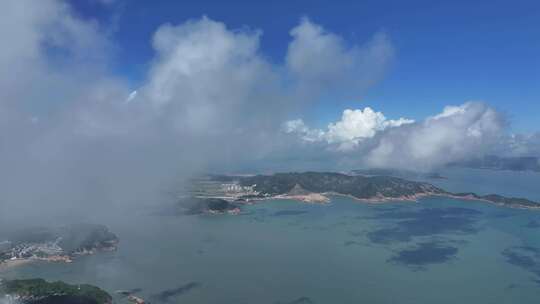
[0, 256, 73, 272]
[0, 258, 34, 270]
[274, 193, 331, 203]
[236, 191, 540, 211]
[442, 193, 540, 210]
[0, 244, 118, 272]
[241, 191, 433, 205]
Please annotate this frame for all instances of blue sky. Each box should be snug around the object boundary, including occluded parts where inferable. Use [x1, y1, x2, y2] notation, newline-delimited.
[71, 0, 539, 132]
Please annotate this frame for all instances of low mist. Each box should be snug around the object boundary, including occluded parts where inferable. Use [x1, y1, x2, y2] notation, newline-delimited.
[0, 1, 394, 227]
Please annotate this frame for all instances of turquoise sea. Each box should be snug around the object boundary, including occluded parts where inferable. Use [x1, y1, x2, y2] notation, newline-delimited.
[2, 168, 540, 303]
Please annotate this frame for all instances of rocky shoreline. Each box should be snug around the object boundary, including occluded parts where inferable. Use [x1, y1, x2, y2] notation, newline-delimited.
[0, 224, 119, 271]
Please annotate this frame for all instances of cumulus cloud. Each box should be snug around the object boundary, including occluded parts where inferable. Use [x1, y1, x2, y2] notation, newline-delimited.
[497, 132, 540, 157]
[0, 0, 111, 110]
[141, 17, 283, 135]
[287, 17, 394, 96]
[4, 0, 531, 227]
[283, 119, 324, 142]
[284, 107, 413, 151]
[285, 102, 507, 171]
[366, 102, 506, 170]
[0, 2, 394, 224]
[326, 108, 413, 148]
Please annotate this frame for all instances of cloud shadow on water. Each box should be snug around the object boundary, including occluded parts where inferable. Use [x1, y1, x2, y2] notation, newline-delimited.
[388, 241, 459, 271]
[366, 207, 482, 244]
[151, 282, 201, 303]
[276, 296, 314, 304]
[344, 240, 361, 247]
[524, 220, 540, 228]
[502, 246, 540, 284]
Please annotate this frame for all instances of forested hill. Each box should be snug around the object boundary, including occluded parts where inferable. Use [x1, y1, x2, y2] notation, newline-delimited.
[236, 172, 540, 208]
[239, 172, 445, 199]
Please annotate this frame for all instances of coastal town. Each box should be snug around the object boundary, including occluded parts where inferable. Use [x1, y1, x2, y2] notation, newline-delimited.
[0, 224, 119, 269]
[188, 175, 330, 205]
[0, 238, 73, 265]
[188, 176, 259, 201]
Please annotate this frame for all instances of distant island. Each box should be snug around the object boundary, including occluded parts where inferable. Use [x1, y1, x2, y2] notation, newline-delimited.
[0, 278, 112, 304]
[351, 168, 447, 180]
[449, 155, 540, 172]
[239, 172, 443, 202]
[0, 224, 118, 269]
[183, 197, 241, 215]
[186, 172, 540, 211]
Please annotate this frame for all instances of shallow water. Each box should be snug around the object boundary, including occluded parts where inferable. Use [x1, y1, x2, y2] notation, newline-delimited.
[2, 169, 540, 304]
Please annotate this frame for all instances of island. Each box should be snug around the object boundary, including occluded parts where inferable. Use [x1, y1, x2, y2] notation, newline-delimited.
[187, 172, 540, 210]
[238, 172, 444, 202]
[0, 278, 112, 304]
[183, 197, 241, 215]
[351, 168, 447, 180]
[449, 155, 540, 172]
[0, 224, 118, 268]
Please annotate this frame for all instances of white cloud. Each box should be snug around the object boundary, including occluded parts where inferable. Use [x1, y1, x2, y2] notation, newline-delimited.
[428, 104, 467, 120]
[0, 0, 111, 110]
[366, 102, 505, 170]
[0, 4, 395, 222]
[285, 102, 508, 171]
[283, 119, 325, 142]
[497, 132, 540, 157]
[285, 107, 413, 151]
[325, 108, 414, 145]
[125, 90, 137, 103]
[286, 17, 394, 95]
[141, 16, 281, 136]
[4, 1, 532, 223]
